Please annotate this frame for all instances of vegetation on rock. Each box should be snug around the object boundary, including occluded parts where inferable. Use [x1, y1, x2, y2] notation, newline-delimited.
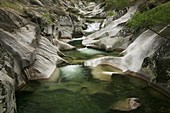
[0, 1, 23, 11]
[104, 0, 136, 10]
[128, 2, 170, 29]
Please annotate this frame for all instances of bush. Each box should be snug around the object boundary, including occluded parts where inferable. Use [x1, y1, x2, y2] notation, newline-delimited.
[105, 0, 135, 10]
[128, 2, 170, 29]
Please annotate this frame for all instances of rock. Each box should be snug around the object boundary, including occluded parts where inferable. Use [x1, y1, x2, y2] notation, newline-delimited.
[85, 29, 166, 72]
[82, 6, 137, 50]
[0, 0, 102, 113]
[93, 36, 131, 51]
[0, 44, 17, 113]
[0, 8, 27, 32]
[0, 28, 35, 68]
[52, 39, 75, 50]
[91, 64, 123, 81]
[27, 37, 66, 80]
[110, 98, 141, 111]
[0, 24, 36, 87]
[30, 0, 44, 7]
[72, 26, 84, 38]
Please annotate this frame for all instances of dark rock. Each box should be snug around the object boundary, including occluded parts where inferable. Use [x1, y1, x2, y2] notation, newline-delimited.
[0, 8, 27, 32]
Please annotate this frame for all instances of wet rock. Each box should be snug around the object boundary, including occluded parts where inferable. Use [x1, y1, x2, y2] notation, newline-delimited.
[109, 98, 141, 111]
[91, 64, 123, 81]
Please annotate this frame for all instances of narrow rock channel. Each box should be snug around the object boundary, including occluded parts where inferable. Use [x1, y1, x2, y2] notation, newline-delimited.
[0, 0, 170, 113]
[16, 1, 170, 113]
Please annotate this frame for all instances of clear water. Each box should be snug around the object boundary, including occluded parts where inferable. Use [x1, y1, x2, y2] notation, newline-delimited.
[16, 41, 170, 113]
[16, 63, 170, 113]
[62, 47, 119, 64]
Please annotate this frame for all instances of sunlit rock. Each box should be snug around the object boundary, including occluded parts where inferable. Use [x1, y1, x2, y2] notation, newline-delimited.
[85, 29, 166, 72]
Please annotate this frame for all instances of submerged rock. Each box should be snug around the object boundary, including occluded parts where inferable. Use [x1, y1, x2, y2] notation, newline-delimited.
[110, 98, 141, 111]
[91, 64, 123, 81]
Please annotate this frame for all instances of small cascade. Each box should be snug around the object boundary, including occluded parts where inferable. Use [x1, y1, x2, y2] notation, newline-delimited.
[84, 22, 100, 33]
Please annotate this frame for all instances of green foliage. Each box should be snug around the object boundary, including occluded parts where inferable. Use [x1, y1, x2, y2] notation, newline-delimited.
[42, 13, 53, 24]
[128, 2, 170, 29]
[107, 10, 115, 17]
[105, 0, 135, 10]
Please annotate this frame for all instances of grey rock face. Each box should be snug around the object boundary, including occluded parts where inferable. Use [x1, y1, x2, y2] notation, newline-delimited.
[0, 8, 27, 32]
[0, 44, 16, 113]
[82, 6, 138, 51]
[153, 40, 170, 88]
[0, 4, 69, 112]
[27, 37, 66, 79]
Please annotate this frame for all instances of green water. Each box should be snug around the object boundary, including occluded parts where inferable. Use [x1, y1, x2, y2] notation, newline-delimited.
[16, 47, 170, 113]
[62, 47, 119, 64]
[16, 64, 170, 113]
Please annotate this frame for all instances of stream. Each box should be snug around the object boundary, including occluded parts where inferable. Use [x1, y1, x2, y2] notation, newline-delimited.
[16, 44, 170, 113]
[16, 19, 170, 113]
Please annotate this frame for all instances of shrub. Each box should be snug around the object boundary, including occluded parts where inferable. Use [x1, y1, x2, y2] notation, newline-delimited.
[128, 2, 170, 29]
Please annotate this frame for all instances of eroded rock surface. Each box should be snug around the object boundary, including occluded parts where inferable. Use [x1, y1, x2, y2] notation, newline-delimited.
[82, 6, 137, 51]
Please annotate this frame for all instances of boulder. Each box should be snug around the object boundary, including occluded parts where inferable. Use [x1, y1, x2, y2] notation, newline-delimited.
[109, 98, 141, 111]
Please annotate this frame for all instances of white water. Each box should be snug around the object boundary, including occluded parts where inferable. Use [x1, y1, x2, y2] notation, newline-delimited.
[60, 65, 86, 80]
[77, 47, 105, 55]
[84, 22, 100, 33]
